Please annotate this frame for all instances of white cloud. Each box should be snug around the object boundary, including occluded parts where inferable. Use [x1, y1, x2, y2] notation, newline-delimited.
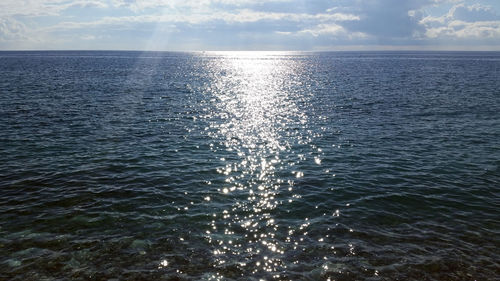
[0, 17, 29, 40]
[0, 0, 499, 50]
[0, 0, 107, 16]
[221, 10, 359, 24]
[43, 9, 359, 30]
[298, 23, 345, 36]
[0, 0, 65, 16]
[109, 0, 293, 12]
[425, 20, 500, 39]
[451, 3, 499, 22]
[290, 23, 367, 40]
[71, 0, 108, 9]
[420, 3, 500, 40]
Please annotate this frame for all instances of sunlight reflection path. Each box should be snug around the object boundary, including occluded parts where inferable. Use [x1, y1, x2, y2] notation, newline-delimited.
[201, 52, 315, 279]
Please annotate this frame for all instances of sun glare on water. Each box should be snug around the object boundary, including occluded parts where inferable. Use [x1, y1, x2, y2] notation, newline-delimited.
[197, 52, 317, 279]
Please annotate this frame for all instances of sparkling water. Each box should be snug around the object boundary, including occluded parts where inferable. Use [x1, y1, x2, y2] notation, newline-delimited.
[1, 51, 499, 280]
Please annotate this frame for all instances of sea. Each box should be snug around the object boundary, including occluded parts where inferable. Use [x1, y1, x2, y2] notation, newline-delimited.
[0, 51, 499, 280]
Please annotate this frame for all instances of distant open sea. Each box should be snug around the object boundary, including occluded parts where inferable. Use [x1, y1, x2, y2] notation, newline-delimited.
[0, 51, 499, 280]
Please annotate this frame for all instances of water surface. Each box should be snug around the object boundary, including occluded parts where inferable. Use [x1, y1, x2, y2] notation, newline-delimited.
[0, 51, 499, 280]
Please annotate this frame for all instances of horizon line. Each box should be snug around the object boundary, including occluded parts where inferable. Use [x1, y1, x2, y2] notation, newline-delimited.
[1, 49, 500, 53]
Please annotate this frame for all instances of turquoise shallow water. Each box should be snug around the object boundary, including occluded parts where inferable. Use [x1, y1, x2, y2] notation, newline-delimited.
[0, 51, 499, 280]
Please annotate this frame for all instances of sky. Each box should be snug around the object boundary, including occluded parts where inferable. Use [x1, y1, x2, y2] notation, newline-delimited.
[1, 0, 500, 51]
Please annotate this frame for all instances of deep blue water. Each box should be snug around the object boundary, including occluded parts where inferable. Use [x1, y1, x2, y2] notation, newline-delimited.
[0, 51, 499, 280]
